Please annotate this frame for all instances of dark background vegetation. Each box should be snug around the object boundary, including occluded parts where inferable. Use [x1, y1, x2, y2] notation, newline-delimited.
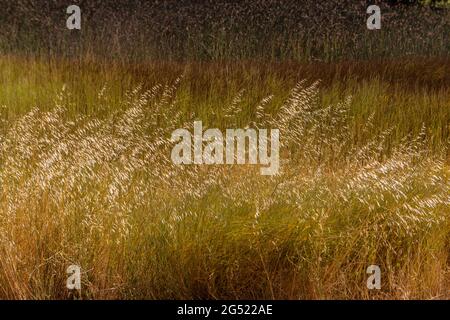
[0, 0, 448, 61]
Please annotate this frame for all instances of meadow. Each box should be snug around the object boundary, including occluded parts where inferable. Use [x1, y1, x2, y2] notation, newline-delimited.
[0, 1, 449, 299]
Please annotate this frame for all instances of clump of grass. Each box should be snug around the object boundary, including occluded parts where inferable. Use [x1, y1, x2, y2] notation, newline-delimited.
[0, 80, 448, 299]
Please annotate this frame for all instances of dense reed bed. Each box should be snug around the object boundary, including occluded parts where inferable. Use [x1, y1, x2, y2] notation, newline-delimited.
[1, 1, 449, 61]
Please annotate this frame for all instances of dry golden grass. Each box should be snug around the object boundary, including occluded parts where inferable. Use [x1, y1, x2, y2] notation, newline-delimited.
[0, 0, 449, 301]
[0, 69, 448, 299]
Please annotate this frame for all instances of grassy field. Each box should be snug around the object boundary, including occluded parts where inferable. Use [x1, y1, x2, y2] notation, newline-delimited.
[0, 55, 448, 299]
[0, 1, 449, 299]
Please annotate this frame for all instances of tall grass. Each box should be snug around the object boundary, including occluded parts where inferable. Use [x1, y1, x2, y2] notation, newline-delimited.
[0, 0, 449, 300]
[1, 56, 448, 149]
[1, 1, 448, 61]
[0, 75, 448, 299]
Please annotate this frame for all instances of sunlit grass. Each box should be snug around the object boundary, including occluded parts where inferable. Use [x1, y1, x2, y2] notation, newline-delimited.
[0, 58, 448, 299]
